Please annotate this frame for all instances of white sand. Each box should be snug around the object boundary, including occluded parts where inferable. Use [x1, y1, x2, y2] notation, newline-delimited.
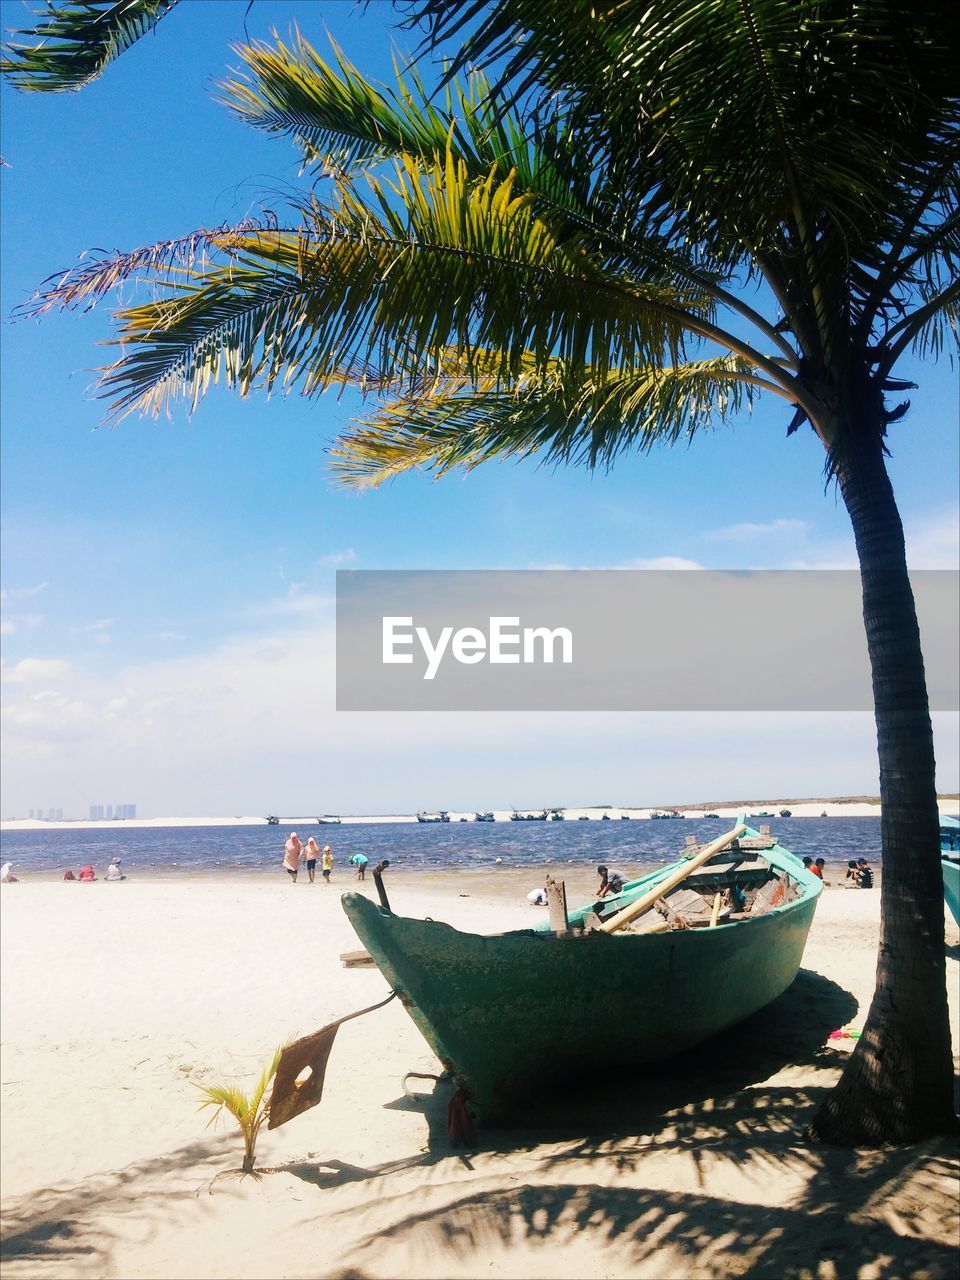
[1, 872, 957, 1279]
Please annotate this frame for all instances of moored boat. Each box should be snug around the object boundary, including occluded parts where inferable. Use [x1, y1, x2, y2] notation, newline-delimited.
[342, 820, 821, 1124]
[474, 812, 496, 822]
[510, 809, 548, 821]
[417, 810, 450, 823]
[941, 814, 959, 853]
[942, 817, 960, 926]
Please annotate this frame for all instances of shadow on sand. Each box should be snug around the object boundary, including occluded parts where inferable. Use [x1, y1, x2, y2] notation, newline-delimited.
[3, 969, 956, 1280]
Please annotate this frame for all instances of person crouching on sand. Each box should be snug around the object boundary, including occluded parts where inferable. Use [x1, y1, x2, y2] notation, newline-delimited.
[283, 833, 303, 884]
[349, 852, 368, 880]
[596, 865, 625, 899]
[304, 837, 320, 884]
[321, 845, 333, 885]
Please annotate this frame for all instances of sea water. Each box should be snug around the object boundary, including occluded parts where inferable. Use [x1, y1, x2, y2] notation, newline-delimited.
[0, 816, 892, 880]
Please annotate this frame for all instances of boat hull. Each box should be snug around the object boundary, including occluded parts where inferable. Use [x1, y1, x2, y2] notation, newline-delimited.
[341, 845, 819, 1124]
[942, 858, 960, 927]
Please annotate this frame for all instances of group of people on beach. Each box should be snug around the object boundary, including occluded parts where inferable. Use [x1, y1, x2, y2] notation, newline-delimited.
[282, 833, 370, 885]
[1, 857, 127, 883]
[62, 857, 126, 882]
[528, 864, 625, 906]
[801, 855, 873, 887]
[527, 856, 872, 905]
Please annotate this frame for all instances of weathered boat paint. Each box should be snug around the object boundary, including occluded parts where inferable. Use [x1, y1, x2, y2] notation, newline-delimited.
[342, 824, 821, 1123]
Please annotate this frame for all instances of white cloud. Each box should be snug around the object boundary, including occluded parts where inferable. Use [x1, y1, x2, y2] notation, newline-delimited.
[785, 506, 959, 571]
[317, 549, 357, 569]
[619, 556, 705, 570]
[0, 582, 48, 601]
[904, 507, 960, 570]
[0, 620, 14, 637]
[250, 588, 334, 620]
[708, 518, 809, 543]
[1, 657, 72, 685]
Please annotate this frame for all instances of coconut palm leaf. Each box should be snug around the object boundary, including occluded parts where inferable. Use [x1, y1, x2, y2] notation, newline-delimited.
[197, 1045, 283, 1174]
[0, 0, 180, 92]
[219, 32, 799, 364]
[93, 148, 787, 422]
[330, 353, 763, 485]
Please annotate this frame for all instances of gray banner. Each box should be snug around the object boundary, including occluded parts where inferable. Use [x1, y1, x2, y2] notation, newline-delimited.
[336, 570, 959, 712]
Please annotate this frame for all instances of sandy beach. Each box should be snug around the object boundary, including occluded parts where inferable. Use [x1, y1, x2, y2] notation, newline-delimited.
[1, 870, 958, 1280]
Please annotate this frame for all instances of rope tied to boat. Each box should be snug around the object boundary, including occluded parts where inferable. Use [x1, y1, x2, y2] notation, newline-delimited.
[447, 1089, 476, 1147]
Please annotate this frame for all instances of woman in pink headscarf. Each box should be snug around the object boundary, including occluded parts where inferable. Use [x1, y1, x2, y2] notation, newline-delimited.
[282, 833, 303, 884]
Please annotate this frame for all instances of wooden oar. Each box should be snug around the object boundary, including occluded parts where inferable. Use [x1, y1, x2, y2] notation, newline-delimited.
[599, 823, 747, 935]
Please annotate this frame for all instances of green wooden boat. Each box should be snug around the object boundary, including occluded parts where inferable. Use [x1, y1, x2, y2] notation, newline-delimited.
[942, 816, 960, 926]
[341, 821, 822, 1123]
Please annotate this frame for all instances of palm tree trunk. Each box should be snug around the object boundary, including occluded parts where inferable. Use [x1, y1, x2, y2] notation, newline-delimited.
[808, 424, 955, 1144]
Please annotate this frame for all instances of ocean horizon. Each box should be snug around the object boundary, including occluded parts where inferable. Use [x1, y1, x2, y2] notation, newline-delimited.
[0, 815, 902, 881]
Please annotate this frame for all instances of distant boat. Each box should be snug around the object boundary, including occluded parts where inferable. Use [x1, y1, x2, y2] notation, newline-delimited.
[601, 813, 611, 821]
[651, 810, 685, 820]
[578, 815, 590, 821]
[620, 815, 631, 820]
[342, 819, 821, 1125]
[703, 813, 721, 820]
[510, 809, 548, 821]
[316, 816, 341, 825]
[266, 815, 280, 825]
[417, 811, 450, 823]
[459, 817, 469, 822]
[474, 812, 496, 823]
[779, 810, 792, 818]
[550, 810, 566, 821]
[820, 811, 828, 818]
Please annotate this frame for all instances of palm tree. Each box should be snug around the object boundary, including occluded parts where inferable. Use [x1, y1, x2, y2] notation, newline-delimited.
[11, 2, 960, 1143]
[197, 1045, 283, 1175]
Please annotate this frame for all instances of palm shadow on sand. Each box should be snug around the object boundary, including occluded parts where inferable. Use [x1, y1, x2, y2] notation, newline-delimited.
[365, 966, 858, 1150]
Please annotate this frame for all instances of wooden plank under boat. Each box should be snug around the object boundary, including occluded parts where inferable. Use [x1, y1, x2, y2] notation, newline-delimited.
[341, 821, 822, 1124]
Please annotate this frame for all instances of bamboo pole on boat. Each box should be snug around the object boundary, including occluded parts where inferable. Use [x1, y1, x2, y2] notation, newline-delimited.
[709, 893, 723, 927]
[599, 823, 746, 935]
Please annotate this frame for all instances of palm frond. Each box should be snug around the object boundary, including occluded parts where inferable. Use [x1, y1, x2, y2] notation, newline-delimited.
[330, 353, 762, 487]
[409, 1, 960, 311]
[90, 149, 732, 422]
[19, 216, 279, 318]
[1, 0, 179, 92]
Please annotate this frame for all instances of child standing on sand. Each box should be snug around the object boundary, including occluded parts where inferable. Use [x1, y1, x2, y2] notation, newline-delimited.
[304, 837, 320, 884]
[321, 845, 333, 885]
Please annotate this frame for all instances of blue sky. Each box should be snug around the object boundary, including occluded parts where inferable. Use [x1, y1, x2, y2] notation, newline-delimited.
[1, 0, 957, 817]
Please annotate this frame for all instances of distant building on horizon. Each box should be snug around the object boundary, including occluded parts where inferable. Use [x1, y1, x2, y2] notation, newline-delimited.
[88, 802, 136, 820]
